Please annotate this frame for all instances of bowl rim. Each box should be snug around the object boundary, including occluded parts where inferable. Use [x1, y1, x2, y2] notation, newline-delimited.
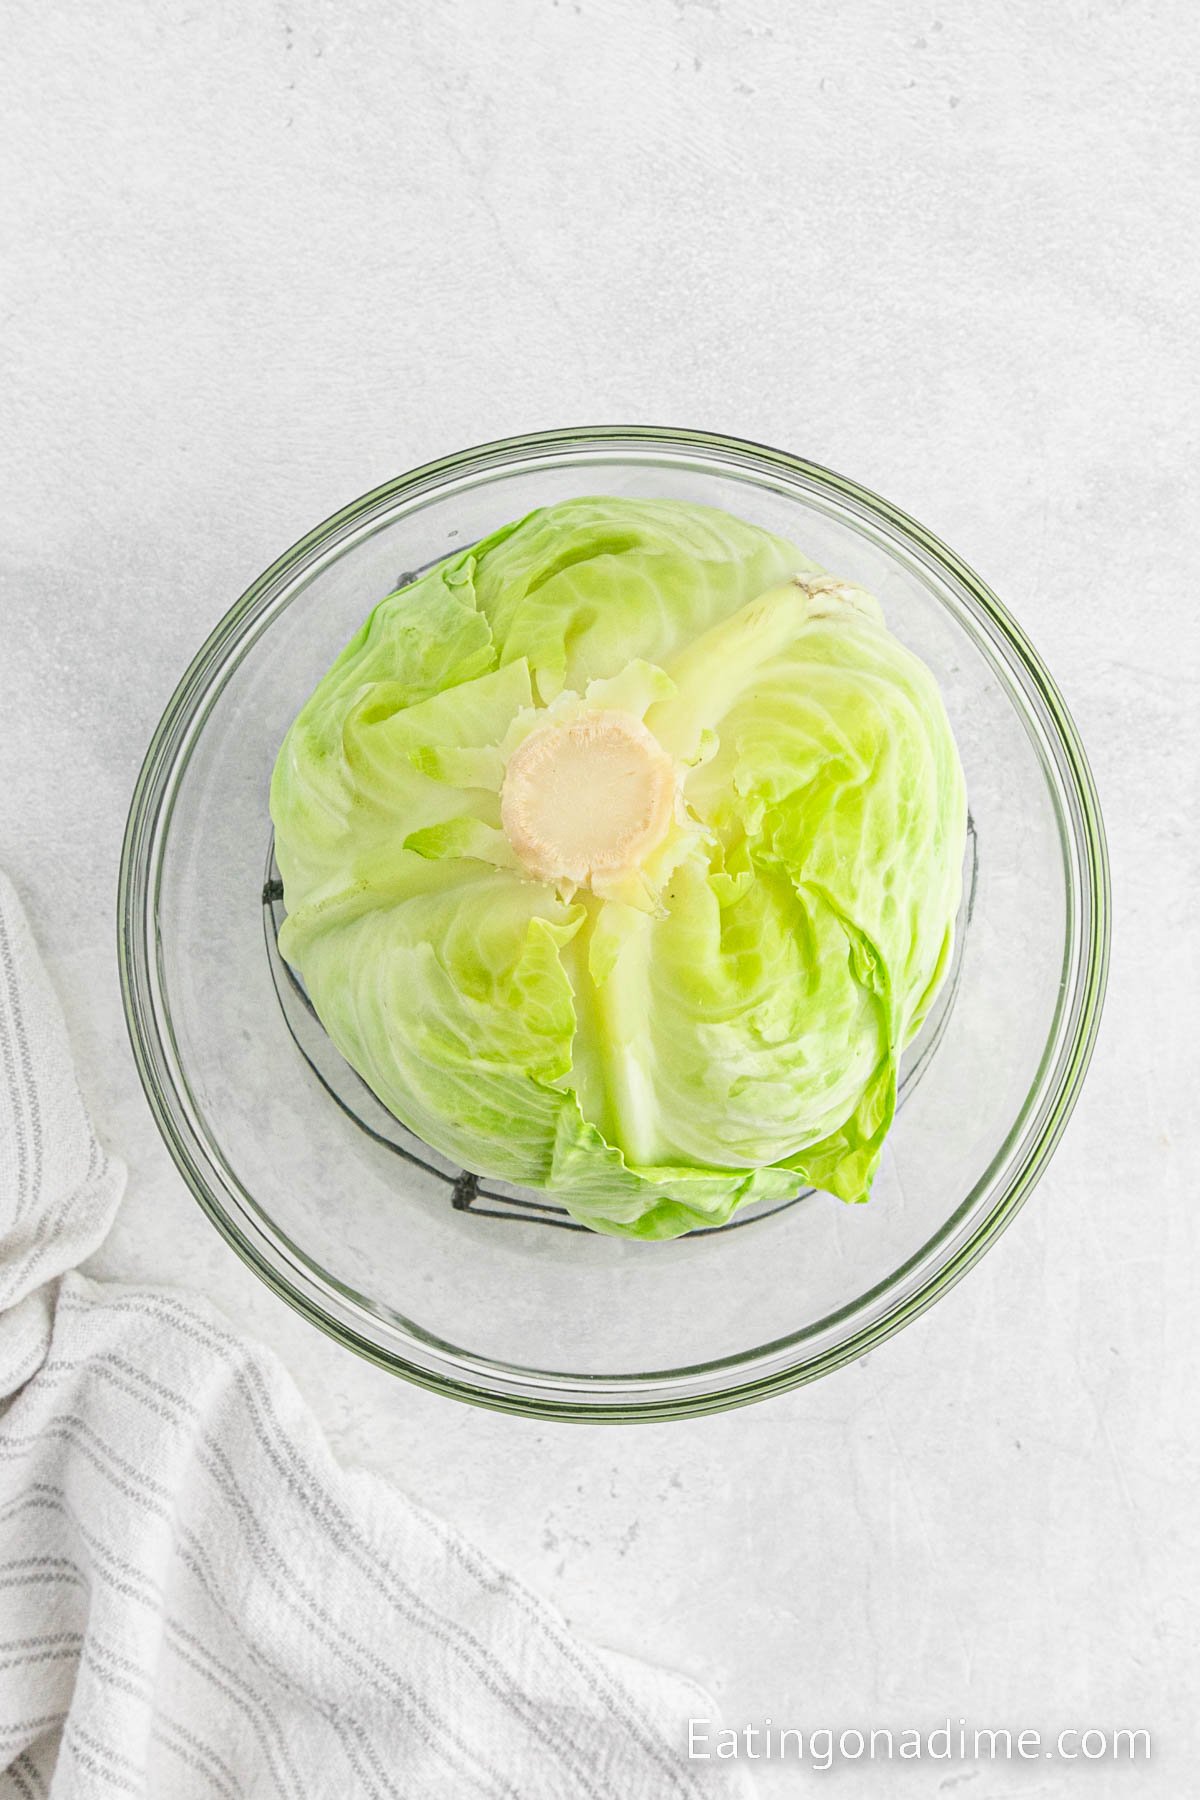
[118, 424, 1111, 1421]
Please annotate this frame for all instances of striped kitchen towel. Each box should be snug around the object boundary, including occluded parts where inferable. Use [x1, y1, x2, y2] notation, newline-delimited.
[0, 872, 749, 1800]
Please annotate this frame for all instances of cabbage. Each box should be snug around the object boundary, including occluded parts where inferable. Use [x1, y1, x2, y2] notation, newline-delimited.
[270, 498, 966, 1238]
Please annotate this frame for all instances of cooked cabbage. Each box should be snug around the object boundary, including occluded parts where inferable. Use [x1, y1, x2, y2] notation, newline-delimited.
[270, 498, 966, 1238]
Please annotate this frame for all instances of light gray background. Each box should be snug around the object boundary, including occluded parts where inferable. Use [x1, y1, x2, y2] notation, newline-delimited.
[3, 1, 1198, 1793]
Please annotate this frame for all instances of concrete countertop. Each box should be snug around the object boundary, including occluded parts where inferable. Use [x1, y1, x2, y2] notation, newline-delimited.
[4, 2, 1197, 1791]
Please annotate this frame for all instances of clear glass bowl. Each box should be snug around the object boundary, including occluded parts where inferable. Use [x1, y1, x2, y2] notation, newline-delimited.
[119, 428, 1109, 1420]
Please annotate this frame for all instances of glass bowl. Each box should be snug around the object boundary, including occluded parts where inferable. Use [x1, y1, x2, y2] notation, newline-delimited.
[119, 427, 1109, 1420]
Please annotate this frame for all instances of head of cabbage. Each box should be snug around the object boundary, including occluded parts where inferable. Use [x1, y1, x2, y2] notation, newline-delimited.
[270, 497, 966, 1238]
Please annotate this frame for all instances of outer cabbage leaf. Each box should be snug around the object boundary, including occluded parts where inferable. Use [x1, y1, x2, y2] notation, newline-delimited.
[270, 552, 500, 908]
[297, 875, 585, 1184]
[468, 496, 816, 695]
[662, 581, 966, 1050]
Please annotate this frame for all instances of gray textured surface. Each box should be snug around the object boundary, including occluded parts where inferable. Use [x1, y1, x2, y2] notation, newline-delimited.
[3, 1, 1198, 1792]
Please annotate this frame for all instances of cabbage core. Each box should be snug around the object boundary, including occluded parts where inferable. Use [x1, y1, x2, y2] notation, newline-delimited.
[500, 709, 676, 895]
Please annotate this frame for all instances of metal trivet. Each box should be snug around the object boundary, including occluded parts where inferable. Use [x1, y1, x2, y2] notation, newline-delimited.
[263, 817, 977, 1235]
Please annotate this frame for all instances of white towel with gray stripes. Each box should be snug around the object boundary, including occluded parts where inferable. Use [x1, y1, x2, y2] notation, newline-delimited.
[0, 873, 750, 1800]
